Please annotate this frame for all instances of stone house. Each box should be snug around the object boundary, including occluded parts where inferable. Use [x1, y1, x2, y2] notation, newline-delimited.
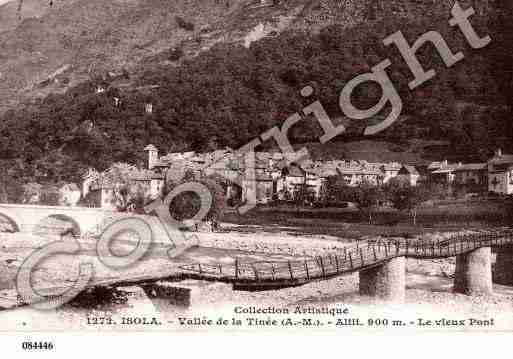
[396, 165, 420, 186]
[301, 161, 338, 200]
[380, 162, 403, 183]
[488, 149, 513, 195]
[241, 172, 274, 204]
[127, 145, 425, 206]
[82, 163, 164, 210]
[427, 160, 449, 172]
[337, 161, 384, 186]
[429, 161, 458, 183]
[277, 163, 306, 201]
[453, 163, 488, 190]
[240, 153, 274, 204]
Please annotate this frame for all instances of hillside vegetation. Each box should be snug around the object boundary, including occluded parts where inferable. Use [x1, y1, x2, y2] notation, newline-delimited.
[0, 0, 500, 111]
[0, 0, 510, 196]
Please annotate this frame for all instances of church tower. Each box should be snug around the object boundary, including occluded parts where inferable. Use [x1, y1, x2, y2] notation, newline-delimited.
[144, 144, 159, 170]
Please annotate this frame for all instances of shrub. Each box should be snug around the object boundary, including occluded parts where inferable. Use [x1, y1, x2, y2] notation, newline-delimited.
[168, 47, 184, 61]
[383, 179, 430, 225]
[352, 182, 385, 224]
[164, 170, 226, 227]
[175, 16, 195, 31]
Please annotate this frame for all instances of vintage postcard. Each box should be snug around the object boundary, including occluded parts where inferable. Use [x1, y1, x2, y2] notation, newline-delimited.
[0, 0, 512, 353]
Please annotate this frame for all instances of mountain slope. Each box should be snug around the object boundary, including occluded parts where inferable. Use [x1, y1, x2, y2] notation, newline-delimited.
[0, 0, 508, 187]
[0, 0, 74, 34]
[0, 0, 498, 113]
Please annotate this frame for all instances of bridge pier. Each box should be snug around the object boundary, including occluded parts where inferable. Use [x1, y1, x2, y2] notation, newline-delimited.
[493, 245, 513, 285]
[359, 256, 405, 302]
[141, 281, 195, 309]
[454, 247, 492, 295]
[140, 280, 232, 310]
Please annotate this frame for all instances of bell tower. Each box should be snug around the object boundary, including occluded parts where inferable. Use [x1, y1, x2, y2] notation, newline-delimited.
[144, 144, 159, 170]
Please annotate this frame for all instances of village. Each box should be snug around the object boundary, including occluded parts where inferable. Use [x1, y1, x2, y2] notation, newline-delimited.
[77, 144, 513, 214]
[1, 0, 513, 352]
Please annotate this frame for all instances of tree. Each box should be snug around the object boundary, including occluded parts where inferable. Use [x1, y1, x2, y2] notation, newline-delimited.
[112, 182, 150, 212]
[352, 182, 384, 224]
[423, 181, 452, 200]
[323, 176, 356, 206]
[200, 174, 227, 226]
[293, 181, 315, 206]
[164, 170, 227, 230]
[21, 183, 43, 204]
[0, 15, 507, 194]
[501, 195, 513, 221]
[0, 162, 24, 203]
[39, 184, 61, 206]
[103, 163, 153, 212]
[384, 179, 429, 225]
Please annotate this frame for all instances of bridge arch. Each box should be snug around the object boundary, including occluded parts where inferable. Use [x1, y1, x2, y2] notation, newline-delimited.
[34, 214, 82, 237]
[0, 211, 20, 233]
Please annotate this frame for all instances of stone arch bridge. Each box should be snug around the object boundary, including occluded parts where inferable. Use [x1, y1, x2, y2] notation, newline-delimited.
[0, 203, 121, 236]
[0, 203, 170, 240]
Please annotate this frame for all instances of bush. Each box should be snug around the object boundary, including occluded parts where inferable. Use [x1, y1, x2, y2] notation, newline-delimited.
[167, 47, 184, 61]
[352, 182, 385, 224]
[164, 170, 226, 227]
[454, 185, 467, 199]
[383, 179, 430, 225]
[322, 176, 356, 205]
[175, 16, 195, 31]
[40, 185, 60, 206]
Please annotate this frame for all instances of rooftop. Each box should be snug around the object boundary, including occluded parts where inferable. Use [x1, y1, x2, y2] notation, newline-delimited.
[401, 165, 420, 176]
[489, 154, 513, 165]
[453, 163, 487, 171]
[143, 144, 158, 152]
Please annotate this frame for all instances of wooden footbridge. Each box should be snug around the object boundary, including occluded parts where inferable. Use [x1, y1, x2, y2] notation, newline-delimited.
[179, 228, 513, 288]
[2, 228, 513, 311]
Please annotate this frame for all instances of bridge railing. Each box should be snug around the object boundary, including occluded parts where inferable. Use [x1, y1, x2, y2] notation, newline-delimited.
[179, 228, 513, 284]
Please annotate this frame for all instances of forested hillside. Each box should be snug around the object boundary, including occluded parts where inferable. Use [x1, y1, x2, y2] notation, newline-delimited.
[0, 0, 510, 198]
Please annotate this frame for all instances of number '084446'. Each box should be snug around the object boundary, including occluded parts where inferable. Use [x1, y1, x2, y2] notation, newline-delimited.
[21, 341, 54, 350]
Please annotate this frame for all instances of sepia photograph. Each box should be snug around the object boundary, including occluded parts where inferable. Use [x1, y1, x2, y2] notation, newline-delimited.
[0, 0, 512, 353]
